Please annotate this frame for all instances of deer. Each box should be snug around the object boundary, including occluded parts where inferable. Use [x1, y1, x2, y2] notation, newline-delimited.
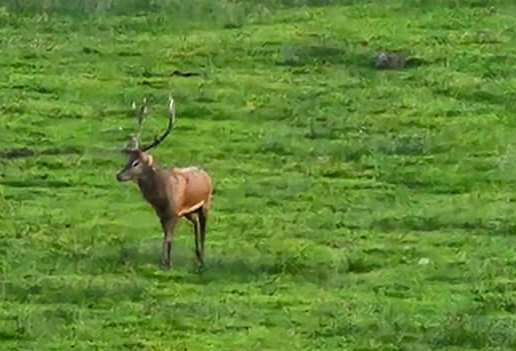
[115, 95, 213, 270]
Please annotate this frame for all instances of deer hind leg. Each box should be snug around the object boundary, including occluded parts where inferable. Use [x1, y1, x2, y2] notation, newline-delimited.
[199, 205, 208, 262]
[185, 212, 203, 267]
[161, 216, 178, 269]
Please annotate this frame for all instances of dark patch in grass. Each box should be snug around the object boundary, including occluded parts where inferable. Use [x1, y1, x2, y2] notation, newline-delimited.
[377, 174, 472, 194]
[133, 68, 203, 79]
[141, 68, 165, 78]
[122, 342, 146, 349]
[372, 216, 446, 232]
[139, 80, 168, 88]
[0, 146, 82, 159]
[7, 61, 39, 70]
[180, 105, 213, 119]
[20, 53, 46, 60]
[402, 57, 429, 69]
[0, 330, 17, 340]
[4, 280, 147, 305]
[0, 179, 73, 189]
[330, 143, 371, 162]
[373, 282, 413, 298]
[370, 215, 516, 234]
[190, 258, 275, 284]
[98, 107, 134, 118]
[42, 146, 83, 156]
[347, 255, 382, 273]
[117, 51, 142, 57]
[10, 83, 57, 94]
[171, 70, 201, 77]
[320, 168, 351, 179]
[0, 103, 26, 114]
[2, 282, 37, 303]
[305, 119, 342, 140]
[276, 44, 347, 66]
[373, 135, 427, 156]
[223, 23, 242, 29]
[81, 46, 102, 55]
[427, 272, 467, 285]
[0, 147, 35, 158]
[47, 108, 86, 119]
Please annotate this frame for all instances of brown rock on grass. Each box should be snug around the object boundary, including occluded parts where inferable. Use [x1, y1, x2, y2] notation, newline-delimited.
[373, 51, 426, 70]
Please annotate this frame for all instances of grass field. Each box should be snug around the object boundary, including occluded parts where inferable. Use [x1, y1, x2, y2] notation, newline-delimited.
[2, 0, 516, 350]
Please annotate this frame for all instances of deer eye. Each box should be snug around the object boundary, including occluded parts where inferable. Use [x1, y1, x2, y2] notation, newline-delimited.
[131, 160, 140, 168]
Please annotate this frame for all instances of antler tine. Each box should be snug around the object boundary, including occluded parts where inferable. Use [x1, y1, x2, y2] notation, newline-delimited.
[134, 97, 147, 142]
[122, 98, 148, 152]
[141, 95, 176, 152]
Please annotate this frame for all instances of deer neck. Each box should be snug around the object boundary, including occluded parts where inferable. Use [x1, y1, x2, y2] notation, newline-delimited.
[137, 158, 167, 205]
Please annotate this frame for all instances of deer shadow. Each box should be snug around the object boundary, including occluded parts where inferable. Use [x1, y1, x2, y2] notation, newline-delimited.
[82, 239, 336, 285]
[84, 244, 272, 284]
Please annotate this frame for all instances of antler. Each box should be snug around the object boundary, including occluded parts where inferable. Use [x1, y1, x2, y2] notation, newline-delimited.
[133, 98, 147, 145]
[122, 95, 175, 152]
[123, 98, 147, 152]
[141, 95, 176, 152]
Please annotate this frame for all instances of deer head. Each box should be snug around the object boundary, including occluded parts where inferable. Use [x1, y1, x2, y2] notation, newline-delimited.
[116, 95, 176, 182]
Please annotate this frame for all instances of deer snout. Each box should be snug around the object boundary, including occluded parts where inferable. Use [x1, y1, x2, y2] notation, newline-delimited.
[116, 170, 131, 182]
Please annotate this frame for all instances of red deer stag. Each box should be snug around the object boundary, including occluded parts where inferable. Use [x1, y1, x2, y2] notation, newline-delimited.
[116, 96, 213, 269]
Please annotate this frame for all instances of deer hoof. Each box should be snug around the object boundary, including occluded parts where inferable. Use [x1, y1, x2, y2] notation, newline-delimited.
[161, 259, 172, 270]
[195, 261, 206, 273]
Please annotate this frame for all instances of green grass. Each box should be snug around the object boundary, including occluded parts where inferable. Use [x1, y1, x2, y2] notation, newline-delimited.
[2, 0, 516, 350]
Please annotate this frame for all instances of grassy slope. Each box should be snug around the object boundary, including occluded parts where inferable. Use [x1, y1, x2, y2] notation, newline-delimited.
[2, 1, 516, 350]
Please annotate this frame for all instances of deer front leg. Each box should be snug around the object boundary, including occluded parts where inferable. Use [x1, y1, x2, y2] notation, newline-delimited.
[160, 216, 178, 268]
